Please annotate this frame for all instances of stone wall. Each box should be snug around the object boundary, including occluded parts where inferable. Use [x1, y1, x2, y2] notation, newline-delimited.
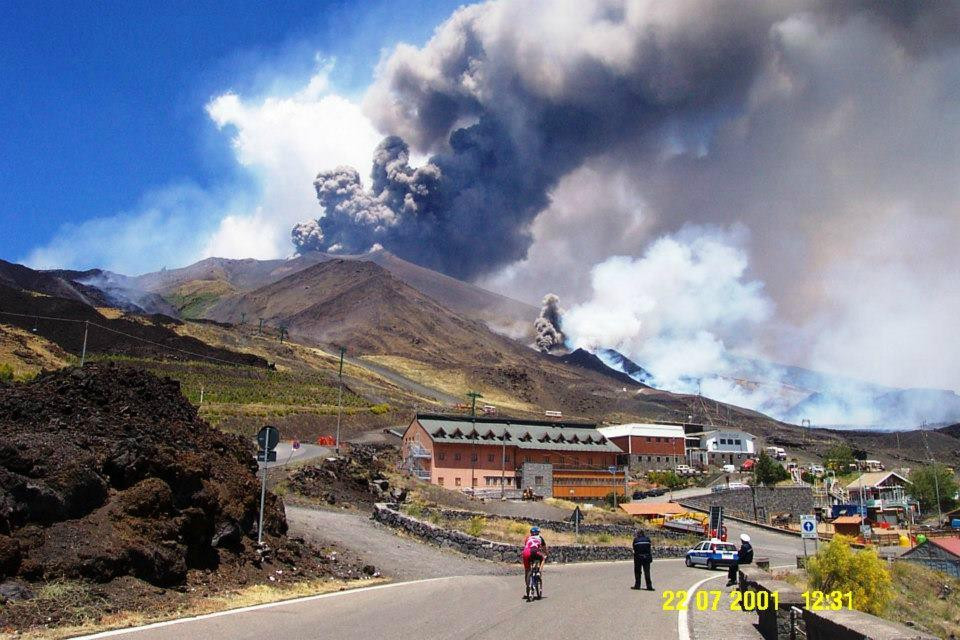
[519, 463, 553, 498]
[738, 567, 937, 640]
[373, 503, 687, 563]
[424, 507, 692, 540]
[681, 487, 814, 524]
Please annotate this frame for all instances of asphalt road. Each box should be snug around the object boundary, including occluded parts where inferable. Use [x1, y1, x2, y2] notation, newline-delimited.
[80, 512, 802, 640]
[258, 442, 329, 468]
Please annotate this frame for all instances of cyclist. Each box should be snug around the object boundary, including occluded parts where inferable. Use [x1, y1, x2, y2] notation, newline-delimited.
[522, 525, 547, 599]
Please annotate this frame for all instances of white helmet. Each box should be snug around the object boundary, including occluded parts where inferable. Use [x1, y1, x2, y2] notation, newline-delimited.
[740, 533, 751, 542]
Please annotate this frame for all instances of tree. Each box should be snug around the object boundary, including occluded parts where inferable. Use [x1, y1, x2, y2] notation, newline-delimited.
[754, 451, 789, 486]
[909, 463, 959, 515]
[807, 535, 893, 616]
[648, 470, 684, 490]
[824, 443, 854, 473]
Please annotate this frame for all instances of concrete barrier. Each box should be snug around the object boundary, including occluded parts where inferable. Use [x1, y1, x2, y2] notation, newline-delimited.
[738, 567, 937, 640]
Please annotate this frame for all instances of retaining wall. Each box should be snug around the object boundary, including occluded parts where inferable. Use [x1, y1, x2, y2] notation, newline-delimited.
[681, 486, 814, 523]
[738, 567, 936, 640]
[373, 503, 687, 563]
[423, 507, 692, 540]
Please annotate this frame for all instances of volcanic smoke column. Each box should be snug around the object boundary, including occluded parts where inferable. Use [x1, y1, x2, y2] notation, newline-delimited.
[534, 294, 565, 352]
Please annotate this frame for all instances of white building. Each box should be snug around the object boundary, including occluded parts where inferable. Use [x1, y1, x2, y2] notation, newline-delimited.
[598, 423, 687, 470]
[685, 429, 757, 467]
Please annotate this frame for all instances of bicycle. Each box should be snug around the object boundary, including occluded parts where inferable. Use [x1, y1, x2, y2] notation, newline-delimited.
[527, 563, 543, 601]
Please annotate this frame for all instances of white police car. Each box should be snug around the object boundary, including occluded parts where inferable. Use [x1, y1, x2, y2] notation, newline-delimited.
[684, 539, 739, 570]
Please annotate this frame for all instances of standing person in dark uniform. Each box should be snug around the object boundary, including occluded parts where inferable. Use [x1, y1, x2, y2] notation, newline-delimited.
[632, 529, 654, 590]
[727, 533, 753, 586]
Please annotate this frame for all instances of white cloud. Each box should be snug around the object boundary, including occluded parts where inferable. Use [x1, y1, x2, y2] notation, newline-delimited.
[22, 183, 241, 275]
[24, 60, 383, 271]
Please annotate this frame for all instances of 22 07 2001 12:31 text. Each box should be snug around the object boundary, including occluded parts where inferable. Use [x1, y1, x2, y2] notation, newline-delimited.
[662, 590, 854, 611]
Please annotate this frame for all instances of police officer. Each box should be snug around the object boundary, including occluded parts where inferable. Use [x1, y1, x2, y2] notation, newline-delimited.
[727, 533, 753, 586]
[632, 529, 654, 590]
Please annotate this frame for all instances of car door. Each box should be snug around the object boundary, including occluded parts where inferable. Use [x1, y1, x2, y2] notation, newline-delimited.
[692, 542, 707, 565]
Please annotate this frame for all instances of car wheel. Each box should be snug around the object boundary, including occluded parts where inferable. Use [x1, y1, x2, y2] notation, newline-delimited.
[685, 556, 693, 567]
[707, 560, 716, 570]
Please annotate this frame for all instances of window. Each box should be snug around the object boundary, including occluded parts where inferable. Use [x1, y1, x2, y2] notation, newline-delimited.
[438, 477, 444, 485]
[656, 456, 661, 462]
[646, 437, 652, 442]
[438, 452, 445, 461]
[471, 452, 478, 462]
[735, 440, 742, 446]
[588, 457, 593, 465]
[488, 453, 494, 462]
[505, 455, 511, 462]
[535, 475, 544, 486]
[472, 478, 478, 487]
[656, 437, 661, 442]
[454, 453, 461, 461]
[455, 477, 461, 486]
[524, 456, 530, 463]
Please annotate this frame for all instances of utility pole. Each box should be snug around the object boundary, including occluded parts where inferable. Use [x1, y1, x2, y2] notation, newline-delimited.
[240, 312, 246, 325]
[278, 326, 288, 343]
[258, 318, 264, 335]
[500, 429, 507, 499]
[467, 391, 482, 493]
[922, 426, 943, 525]
[80, 320, 89, 366]
[335, 346, 346, 454]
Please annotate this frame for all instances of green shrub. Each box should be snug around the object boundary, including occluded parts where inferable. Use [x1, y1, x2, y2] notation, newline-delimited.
[509, 521, 528, 535]
[595, 533, 612, 544]
[370, 403, 390, 415]
[807, 535, 893, 616]
[466, 516, 487, 537]
[0, 363, 13, 382]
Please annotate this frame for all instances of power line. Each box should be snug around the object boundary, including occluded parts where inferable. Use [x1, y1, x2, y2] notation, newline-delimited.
[0, 308, 251, 368]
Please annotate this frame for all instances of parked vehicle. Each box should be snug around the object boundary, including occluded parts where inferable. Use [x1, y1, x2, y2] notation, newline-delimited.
[765, 446, 787, 461]
[675, 464, 699, 476]
[685, 539, 739, 569]
[740, 459, 756, 471]
[721, 464, 736, 473]
[808, 464, 825, 475]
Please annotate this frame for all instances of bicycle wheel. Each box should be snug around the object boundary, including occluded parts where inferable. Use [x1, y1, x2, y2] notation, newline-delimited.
[535, 573, 542, 599]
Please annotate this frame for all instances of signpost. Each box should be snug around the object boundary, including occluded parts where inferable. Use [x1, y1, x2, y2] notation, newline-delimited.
[570, 506, 584, 539]
[800, 514, 817, 558]
[256, 425, 280, 546]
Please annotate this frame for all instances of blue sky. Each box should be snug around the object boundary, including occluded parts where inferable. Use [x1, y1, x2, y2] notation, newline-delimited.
[1, 0, 462, 269]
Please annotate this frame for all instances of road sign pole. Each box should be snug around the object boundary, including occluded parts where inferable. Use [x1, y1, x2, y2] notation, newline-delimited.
[257, 454, 268, 546]
[335, 346, 346, 454]
[255, 425, 280, 547]
[80, 320, 89, 366]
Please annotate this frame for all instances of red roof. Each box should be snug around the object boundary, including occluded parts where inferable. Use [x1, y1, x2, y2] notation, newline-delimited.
[831, 516, 864, 525]
[930, 537, 960, 557]
[620, 502, 686, 516]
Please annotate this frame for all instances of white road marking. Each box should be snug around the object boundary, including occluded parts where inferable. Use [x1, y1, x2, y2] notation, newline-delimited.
[73, 576, 458, 639]
[677, 563, 795, 640]
[677, 572, 726, 640]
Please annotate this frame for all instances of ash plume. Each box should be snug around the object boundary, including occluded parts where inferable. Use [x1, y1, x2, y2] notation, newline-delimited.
[534, 293, 565, 352]
[290, 0, 960, 399]
[292, 0, 958, 284]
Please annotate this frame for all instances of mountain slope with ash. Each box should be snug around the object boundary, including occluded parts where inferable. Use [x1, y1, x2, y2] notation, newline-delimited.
[133, 250, 536, 333]
[554, 348, 645, 388]
[0, 283, 267, 368]
[204, 259, 523, 362]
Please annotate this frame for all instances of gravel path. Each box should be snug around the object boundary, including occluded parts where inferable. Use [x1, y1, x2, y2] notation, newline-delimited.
[286, 505, 516, 581]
